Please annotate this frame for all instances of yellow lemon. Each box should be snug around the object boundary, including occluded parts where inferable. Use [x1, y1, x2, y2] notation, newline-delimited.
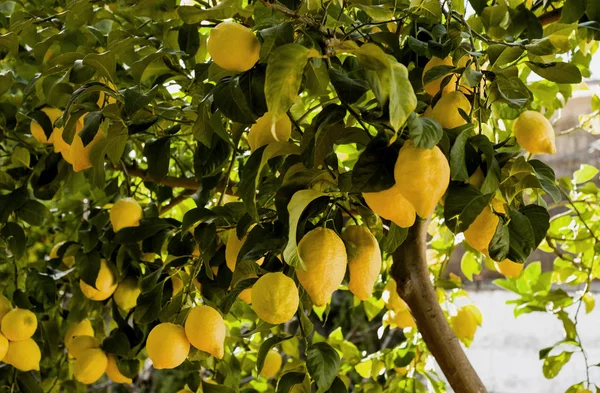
[68, 335, 101, 359]
[80, 259, 118, 301]
[0, 295, 12, 321]
[341, 226, 382, 301]
[225, 229, 264, 272]
[391, 309, 416, 329]
[106, 353, 133, 384]
[74, 348, 108, 384]
[64, 319, 94, 349]
[110, 197, 143, 232]
[450, 306, 480, 341]
[430, 91, 472, 129]
[239, 287, 253, 304]
[363, 185, 416, 228]
[463, 199, 505, 256]
[184, 305, 226, 359]
[1, 308, 37, 341]
[422, 56, 455, 96]
[113, 277, 140, 311]
[171, 275, 184, 297]
[146, 323, 190, 369]
[50, 241, 76, 268]
[4, 338, 41, 371]
[70, 120, 106, 172]
[382, 279, 409, 312]
[31, 107, 63, 144]
[494, 259, 523, 278]
[513, 110, 556, 155]
[468, 167, 485, 189]
[423, 105, 433, 118]
[0, 332, 8, 361]
[297, 227, 347, 306]
[248, 112, 292, 151]
[252, 272, 299, 324]
[260, 349, 282, 378]
[393, 140, 450, 218]
[207, 22, 260, 72]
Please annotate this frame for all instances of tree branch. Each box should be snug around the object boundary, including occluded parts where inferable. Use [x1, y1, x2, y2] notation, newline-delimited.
[125, 166, 200, 190]
[539, 8, 562, 26]
[391, 220, 487, 393]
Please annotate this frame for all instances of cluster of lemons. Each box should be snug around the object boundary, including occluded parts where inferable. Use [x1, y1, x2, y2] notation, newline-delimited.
[0, 296, 41, 372]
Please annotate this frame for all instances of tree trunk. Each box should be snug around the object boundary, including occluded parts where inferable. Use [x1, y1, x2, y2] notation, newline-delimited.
[391, 220, 487, 393]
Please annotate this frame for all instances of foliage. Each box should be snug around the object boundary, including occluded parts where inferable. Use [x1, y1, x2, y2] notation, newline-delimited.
[0, 0, 600, 392]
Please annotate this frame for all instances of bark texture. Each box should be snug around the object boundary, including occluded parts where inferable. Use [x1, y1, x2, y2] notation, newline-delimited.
[391, 220, 487, 393]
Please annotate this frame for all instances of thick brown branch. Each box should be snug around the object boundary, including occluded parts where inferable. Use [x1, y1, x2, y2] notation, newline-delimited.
[539, 8, 562, 26]
[391, 220, 487, 393]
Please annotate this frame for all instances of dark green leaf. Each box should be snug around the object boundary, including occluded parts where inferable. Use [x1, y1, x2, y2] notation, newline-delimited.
[122, 86, 158, 118]
[507, 206, 536, 263]
[1, 222, 26, 259]
[488, 216, 509, 261]
[450, 128, 471, 181]
[351, 138, 399, 192]
[178, 23, 200, 58]
[276, 372, 308, 393]
[78, 111, 103, 147]
[16, 200, 49, 226]
[444, 184, 493, 233]
[560, 0, 586, 24]
[113, 219, 174, 243]
[16, 372, 43, 393]
[134, 283, 163, 324]
[526, 62, 582, 84]
[144, 137, 171, 182]
[257, 335, 293, 374]
[380, 224, 408, 254]
[408, 113, 443, 149]
[307, 342, 341, 391]
[520, 205, 550, 250]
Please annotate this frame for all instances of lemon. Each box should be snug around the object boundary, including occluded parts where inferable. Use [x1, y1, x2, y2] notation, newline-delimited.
[31, 107, 63, 144]
[297, 228, 347, 306]
[48, 116, 79, 158]
[382, 279, 408, 312]
[225, 229, 264, 272]
[0, 295, 12, 321]
[64, 319, 94, 349]
[110, 197, 143, 232]
[513, 110, 556, 155]
[80, 259, 118, 301]
[468, 167, 485, 189]
[97, 80, 118, 107]
[74, 348, 108, 384]
[207, 22, 260, 72]
[393, 140, 450, 218]
[422, 56, 455, 96]
[106, 353, 133, 384]
[430, 91, 471, 129]
[341, 226, 381, 301]
[463, 199, 505, 256]
[494, 259, 523, 278]
[363, 185, 416, 228]
[4, 338, 41, 371]
[68, 335, 101, 359]
[0, 332, 8, 361]
[1, 308, 37, 341]
[239, 287, 253, 304]
[450, 306, 480, 341]
[252, 272, 299, 324]
[146, 323, 190, 369]
[260, 349, 282, 378]
[423, 105, 433, 118]
[184, 305, 226, 359]
[69, 121, 106, 172]
[50, 241, 76, 268]
[390, 309, 416, 329]
[113, 277, 141, 311]
[248, 112, 292, 152]
[171, 274, 184, 297]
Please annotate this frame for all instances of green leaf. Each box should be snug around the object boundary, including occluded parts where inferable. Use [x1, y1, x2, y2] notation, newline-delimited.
[265, 44, 313, 118]
[276, 372, 310, 393]
[113, 219, 174, 243]
[201, 380, 236, 393]
[526, 62, 582, 84]
[257, 335, 293, 374]
[16, 200, 49, 226]
[389, 63, 417, 132]
[78, 111, 103, 147]
[520, 205, 550, 250]
[134, 283, 163, 324]
[573, 164, 598, 184]
[355, 43, 391, 106]
[408, 113, 443, 149]
[307, 342, 341, 392]
[82, 51, 116, 82]
[444, 184, 493, 233]
[283, 189, 328, 269]
[488, 217, 509, 262]
[422, 65, 455, 85]
[450, 128, 472, 181]
[11, 146, 30, 168]
[16, 372, 43, 393]
[0, 72, 14, 97]
[0, 32, 19, 57]
[143, 137, 171, 182]
[351, 138, 399, 192]
[328, 65, 369, 105]
[529, 160, 561, 202]
[258, 23, 295, 60]
[177, 0, 242, 24]
[560, 0, 586, 23]
[212, 76, 256, 124]
[325, 377, 348, 393]
[506, 207, 536, 263]
[1, 222, 26, 260]
[76, 251, 101, 288]
[122, 86, 158, 118]
[461, 252, 481, 281]
[178, 23, 200, 58]
[542, 352, 573, 379]
[494, 75, 531, 108]
[380, 224, 408, 254]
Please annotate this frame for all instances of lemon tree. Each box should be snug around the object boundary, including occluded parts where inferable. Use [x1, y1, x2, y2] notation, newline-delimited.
[1, 1, 600, 393]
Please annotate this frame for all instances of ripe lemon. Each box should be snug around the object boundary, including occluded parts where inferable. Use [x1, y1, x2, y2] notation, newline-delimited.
[422, 56, 455, 96]
[239, 287, 253, 304]
[430, 91, 471, 129]
[113, 277, 141, 311]
[297, 228, 347, 306]
[110, 197, 143, 232]
[171, 275, 184, 297]
[207, 22, 260, 72]
[184, 305, 226, 359]
[64, 319, 94, 349]
[31, 107, 63, 144]
[74, 348, 108, 384]
[0, 332, 8, 361]
[1, 308, 37, 341]
[513, 110, 557, 155]
[494, 259, 523, 278]
[248, 112, 292, 152]
[363, 185, 416, 228]
[49, 112, 83, 158]
[80, 259, 118, 301]
[68, 335, 101, 359]
[388, 309, 416, 329]
[382, 279, 408, 312]
[252, 272, 299, 324]
[50, 241, 76, 268]
[0, 294, 12, 321]
[146, 323, 190, 369]
[450, 306, 480, 341]
[393, 140, 450, 218]
[3, 338, 41, 371]
[463, 199, 505, 256]
[106, 353, 133, 384]
[260, 349, 282, 378]
[70, 122, 106, 172]
[225, 229, 264, 272]
[423, 105, 433, 118]
[341, 226, 382, 301]
[468, 167, 485, 189]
